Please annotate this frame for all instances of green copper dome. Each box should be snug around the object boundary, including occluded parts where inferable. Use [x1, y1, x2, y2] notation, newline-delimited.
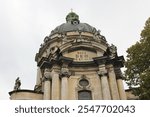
[66, 12, 79, 23]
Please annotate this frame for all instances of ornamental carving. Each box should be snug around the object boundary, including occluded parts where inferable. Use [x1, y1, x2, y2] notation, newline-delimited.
[108, 66, 114, 73]
[103, 44, 117, 58]
[109, 44, 117, 58]
[48, 46, 61, 61]
[98, 70, 108, 77]
[44, 68, 52, 81]
[34, 78, 42, 93]
[59, 67, 71, 78]
[78, 75, 90, 89]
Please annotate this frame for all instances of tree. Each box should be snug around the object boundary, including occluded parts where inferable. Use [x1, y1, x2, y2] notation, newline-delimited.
[125, 17, 150, 99]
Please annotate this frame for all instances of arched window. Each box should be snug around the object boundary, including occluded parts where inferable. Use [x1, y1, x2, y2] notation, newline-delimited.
[78, 90, 92, 100]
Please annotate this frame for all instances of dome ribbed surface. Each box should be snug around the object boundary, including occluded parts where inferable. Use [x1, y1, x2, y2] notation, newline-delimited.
[50, 23, 97, 35]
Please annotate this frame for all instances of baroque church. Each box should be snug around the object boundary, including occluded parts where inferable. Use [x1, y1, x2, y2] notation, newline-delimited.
[9, 12, 133, 100]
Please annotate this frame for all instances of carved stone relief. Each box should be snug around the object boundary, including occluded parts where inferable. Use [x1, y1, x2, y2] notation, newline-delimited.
[59, 67, 71, 78]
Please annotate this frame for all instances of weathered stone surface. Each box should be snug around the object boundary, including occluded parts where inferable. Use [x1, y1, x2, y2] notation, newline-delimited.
[9, 12, 128, 100]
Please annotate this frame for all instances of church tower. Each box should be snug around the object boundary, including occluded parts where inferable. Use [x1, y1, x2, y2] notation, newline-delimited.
[9, 12, 127, 100]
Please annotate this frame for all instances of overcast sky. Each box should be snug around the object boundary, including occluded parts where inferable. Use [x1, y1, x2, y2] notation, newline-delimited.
[0, 0, 150, 99]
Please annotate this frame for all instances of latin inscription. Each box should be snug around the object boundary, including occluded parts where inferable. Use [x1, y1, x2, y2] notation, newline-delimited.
[75, 51, 90, 61]
[64, 50, 97, 62]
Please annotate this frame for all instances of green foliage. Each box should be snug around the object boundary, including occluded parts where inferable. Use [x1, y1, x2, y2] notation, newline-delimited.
[125, 17, 150, 99]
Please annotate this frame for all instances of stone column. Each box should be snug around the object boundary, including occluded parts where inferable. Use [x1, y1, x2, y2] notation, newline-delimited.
[60, 67, 71, 100]
[97, 76, 103, 100]
[94, 75, 103, 100]
[98, 65, 111, 100]
[43, 68, 52, 100]
[51, 66, 60, 100]
[107, 65, 120, 100]
[117, 78, 127, 100]
[61, 77, 68, 99]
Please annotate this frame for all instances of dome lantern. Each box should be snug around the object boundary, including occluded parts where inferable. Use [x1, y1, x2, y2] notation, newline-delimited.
[66, 11, 80, 24]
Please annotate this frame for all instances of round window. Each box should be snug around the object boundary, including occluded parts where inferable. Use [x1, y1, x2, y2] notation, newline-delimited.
[79, 79, 89, 87]
[72, 20, 79, 25]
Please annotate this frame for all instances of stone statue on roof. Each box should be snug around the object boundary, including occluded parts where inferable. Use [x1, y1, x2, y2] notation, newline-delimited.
[13, 77, 21, 90]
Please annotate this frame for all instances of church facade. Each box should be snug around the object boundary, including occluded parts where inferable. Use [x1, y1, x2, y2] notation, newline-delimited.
[9, 12, 128, 100]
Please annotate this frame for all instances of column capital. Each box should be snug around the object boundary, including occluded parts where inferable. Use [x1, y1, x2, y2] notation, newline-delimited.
[98, 70, 108, 77]
[106, 64, 115, 73]
[98, 64, 108, 77]
[50, 65, 61, 73]
[43, 68, 52, 81]
[59, 67, 71, 78]
[43, 77, 52, 81]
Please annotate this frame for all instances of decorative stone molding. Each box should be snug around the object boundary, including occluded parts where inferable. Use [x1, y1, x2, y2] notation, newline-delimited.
[78, 77, 91, 90]
[115, 67, 124, 80]
[93, 56, 108, 65]
[75, 79, 93, 100]
[48, 46, 61, 61]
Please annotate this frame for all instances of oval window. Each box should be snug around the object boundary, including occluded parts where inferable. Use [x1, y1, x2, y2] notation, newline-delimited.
[79, 79, 89, 87]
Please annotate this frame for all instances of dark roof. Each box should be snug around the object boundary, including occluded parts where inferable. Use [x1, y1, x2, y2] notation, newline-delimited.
[50, 22, 97, 35]
[50, 12, 97, 35]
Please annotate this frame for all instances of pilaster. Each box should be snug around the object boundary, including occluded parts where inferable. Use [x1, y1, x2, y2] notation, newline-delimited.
[107, 64, 120, 100]
[43, 68, 52, 100]
[94, 56, 111, 100]
[60, 67, 71, 100]
[98, 65, 111, 100]
[117, 77, 127, 100]
[51, 65, 61, 100]
[59, 57, 72, 100]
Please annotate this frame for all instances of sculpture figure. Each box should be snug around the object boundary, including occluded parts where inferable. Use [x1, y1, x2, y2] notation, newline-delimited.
[109, 44, 117, 58]
[34, 78, 42, 93]
[48, 46, 61, 61]
[14, 77, 21, 90]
